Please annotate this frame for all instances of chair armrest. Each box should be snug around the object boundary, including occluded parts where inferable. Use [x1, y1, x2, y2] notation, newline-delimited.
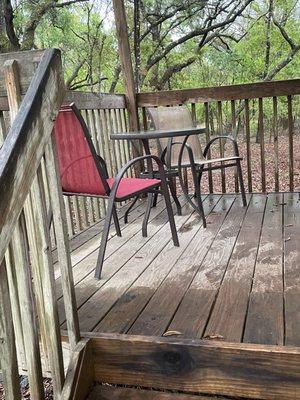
[161, 141, 195, 169]
[109, 155, 167, 198]
[203, 135, 239, 158]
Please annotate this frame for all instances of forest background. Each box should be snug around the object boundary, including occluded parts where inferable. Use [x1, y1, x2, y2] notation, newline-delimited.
[0, 0, 299, 94]
[1, 0, 300, 192]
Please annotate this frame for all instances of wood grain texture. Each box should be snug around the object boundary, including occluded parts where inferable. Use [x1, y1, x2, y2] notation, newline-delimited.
[89, 385, 230, 400]
[65, 91, 125, 109]
[204, 194, 266, 342]
[243, 193, 284, 345]
[137, 79, 300, 106]
[0, 49, 44, 96]
[93, 196, 220, 334]
[0, 48, 65, 264]
[128, 196, 234, 336]
[168, 194, 249, 338]
[112, 0, 139, 131]
[283, 193, 300, 346]
[45, 137, 80, 350]
[90, 333, 300, 400]
[0, 259, 21, 400]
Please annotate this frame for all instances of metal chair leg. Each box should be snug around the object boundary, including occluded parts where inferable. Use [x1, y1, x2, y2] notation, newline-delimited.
[160, 182, 179, 247]
[194, 168, 204, 198]
[152, 192, 158, 207]
[168, 178, 182, 215]
[236, 160, 247, 207]
[95, 198, 115, 279]
[193, 165, 206, 228]
[112, 205, 121, 236]
[142, 193, 153, 237]
[124, 195, 139, 224]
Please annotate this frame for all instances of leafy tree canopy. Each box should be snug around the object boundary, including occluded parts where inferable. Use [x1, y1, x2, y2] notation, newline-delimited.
[0, 0, 299, 92]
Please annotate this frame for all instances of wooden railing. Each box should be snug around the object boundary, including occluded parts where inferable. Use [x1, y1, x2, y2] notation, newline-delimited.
[0, 89, 132, 241]
[0, 49, 89, 400]
[137, 79, 300, 194]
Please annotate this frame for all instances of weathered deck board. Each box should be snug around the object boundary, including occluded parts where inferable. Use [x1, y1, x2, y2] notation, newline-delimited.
[283, 192, 300, 346]
[204, 194, 266, 342]
[243, 193, 284, 345]
[57, 193, 300, 347]
[168, 193, 250, 338]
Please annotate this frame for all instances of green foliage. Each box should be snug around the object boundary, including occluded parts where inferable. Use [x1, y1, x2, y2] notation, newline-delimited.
[3, 0, 300, 95]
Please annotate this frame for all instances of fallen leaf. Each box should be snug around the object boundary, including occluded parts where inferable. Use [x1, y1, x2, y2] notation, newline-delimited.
[179, 222, 192, 232]
[203, 334, 224, 340]
[163, 330, 182, 337]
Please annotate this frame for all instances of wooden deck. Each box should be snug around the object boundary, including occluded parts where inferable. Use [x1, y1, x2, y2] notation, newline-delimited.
[55, 192, 300, 347]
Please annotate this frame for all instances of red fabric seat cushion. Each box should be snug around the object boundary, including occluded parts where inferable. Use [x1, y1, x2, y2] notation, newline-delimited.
[107, 177, 160, 199]
[54, 106, 160, 199]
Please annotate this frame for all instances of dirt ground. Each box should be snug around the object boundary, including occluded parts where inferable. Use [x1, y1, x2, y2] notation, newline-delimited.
[180, 134, 300, 194]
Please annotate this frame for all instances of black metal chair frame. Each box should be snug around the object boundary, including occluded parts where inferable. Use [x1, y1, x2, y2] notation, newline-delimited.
[176, 134, 247, 228]
[62, 104, 179, 280]
[128, 133, 247, 229]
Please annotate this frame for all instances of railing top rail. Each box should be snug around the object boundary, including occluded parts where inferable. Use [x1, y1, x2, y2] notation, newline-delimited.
[137, 79, 300, 107]
[64, 91, 126, 110]
[0, 90, 126, 111]
[0, 48, 64, 264]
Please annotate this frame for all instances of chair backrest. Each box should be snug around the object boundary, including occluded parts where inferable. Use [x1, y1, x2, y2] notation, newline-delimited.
[146, 106, 204, 166]
[54, 104, 110, 197]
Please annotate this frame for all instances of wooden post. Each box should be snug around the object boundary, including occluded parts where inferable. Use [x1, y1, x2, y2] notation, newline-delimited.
[112, 0, 139, 132]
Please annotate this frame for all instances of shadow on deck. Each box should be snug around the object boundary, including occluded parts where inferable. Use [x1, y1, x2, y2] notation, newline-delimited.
[56, 192, 300, 346]
[56, 192, 300, 399]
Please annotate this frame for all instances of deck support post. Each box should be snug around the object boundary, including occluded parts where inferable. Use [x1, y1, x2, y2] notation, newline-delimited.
[112, 0, 139, 132]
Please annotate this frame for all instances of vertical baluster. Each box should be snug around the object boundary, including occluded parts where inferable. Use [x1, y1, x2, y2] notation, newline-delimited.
[72, 196, 83, 233]
[116, 108, 127, 169]
[273, 97, 279, 192]
[106, 109, 118, 176]
[5, 245, 26, 366]
[94, 109, 107, 217]
[25, 193, 51, 367]
[86, 109, 101, 221]
[217, 101, 226, 193]
[244, 99, 252, 192]
[121, 108, 132, 169]
[65, 197, 76, 236]
[30, 169, 65, 395]
[10, 216, 45, 399]
[231, 100, 239, 193]
[100, 109, 113, 176]
[287, 95, 294, 191]
[258, 98, 266, 192]
[142, 106, 148, 130]
[0, 111, 7, 144]
[45, 136, 80, 350]
[80, 111, 94, 226]
[204, 102, 213, 193]
[0, 259, 21, 400]
[110, 108, 122, 172]
[191, 103, 196, 127]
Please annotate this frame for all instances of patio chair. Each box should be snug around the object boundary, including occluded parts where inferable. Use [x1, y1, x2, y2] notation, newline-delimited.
[54, 103, 179, 280]
[146, 105, 247, 227]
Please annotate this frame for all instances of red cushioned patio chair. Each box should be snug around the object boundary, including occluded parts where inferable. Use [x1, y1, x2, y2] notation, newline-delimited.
[54, 103, 179, 279]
